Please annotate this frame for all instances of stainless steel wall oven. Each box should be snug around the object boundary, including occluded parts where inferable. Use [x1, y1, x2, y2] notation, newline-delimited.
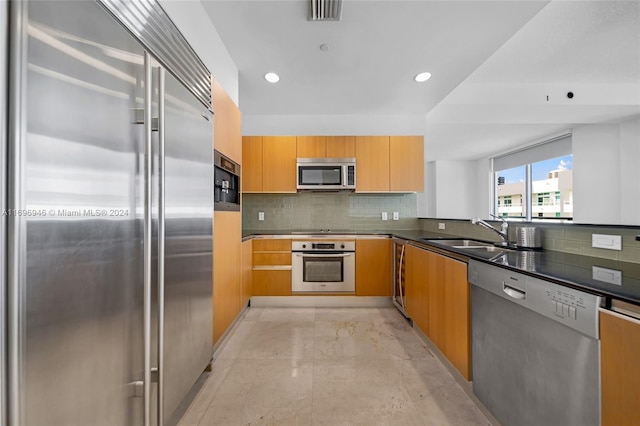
[292, 241, 355, 292]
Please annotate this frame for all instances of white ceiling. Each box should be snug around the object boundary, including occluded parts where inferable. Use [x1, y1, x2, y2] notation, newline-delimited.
[201, 0, 640, 160]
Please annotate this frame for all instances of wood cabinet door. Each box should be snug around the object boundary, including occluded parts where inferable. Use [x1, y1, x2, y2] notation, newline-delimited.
[355, 239, 392, 296]
[212, 77, 242, 163]
[601, 309, 640, 426]
[253, 270, 292, 296]
[326, 136, 356, 158]
[427, 252, 446, 348]
[390, 136, 424, 192]
[213, 211, 241, 343]
[262, 136, 297, 192]
[404, 245, 429, 333]
[443, 256, 470, 380]
[355, 136, 390, 192]
[297, 136, 326, 158]
[241, 239, 253, 309]
[242, 136, 263, 192]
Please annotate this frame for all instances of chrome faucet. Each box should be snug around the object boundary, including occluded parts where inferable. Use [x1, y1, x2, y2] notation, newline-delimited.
[471, 214, 510, 247]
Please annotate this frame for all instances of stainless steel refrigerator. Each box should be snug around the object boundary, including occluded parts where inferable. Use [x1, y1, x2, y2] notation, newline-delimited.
[1, 1, 214, 425]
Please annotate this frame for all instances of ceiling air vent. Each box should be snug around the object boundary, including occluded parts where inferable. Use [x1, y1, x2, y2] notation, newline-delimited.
[309, 0, 342, 21]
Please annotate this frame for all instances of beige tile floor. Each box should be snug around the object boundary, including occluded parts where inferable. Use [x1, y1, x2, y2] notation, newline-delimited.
[178, 307, 492, 426]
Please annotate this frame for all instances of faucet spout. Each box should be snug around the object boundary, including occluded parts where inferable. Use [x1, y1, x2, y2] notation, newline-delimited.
[471, 217, 510, 246]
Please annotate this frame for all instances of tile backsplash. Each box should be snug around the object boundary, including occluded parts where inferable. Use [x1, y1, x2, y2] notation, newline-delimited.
[420, 218, 640, 264]
[243, 193, 420, 231]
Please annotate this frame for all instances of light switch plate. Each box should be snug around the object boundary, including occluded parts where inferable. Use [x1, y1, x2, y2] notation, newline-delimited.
[381, 212, 388, 221]
[592, 266, 622, 285]
[393, 212, 399, 221]
[438, 223, 446, 230]
[591, 234, 621, 250]
[258, 211, 264, 221]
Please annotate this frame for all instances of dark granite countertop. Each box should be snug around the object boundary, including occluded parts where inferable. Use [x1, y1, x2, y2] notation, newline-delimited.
[241, 229, 640, 305]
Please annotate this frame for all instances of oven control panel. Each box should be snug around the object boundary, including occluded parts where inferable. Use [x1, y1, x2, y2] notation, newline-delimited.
[292, 241, 355, 252]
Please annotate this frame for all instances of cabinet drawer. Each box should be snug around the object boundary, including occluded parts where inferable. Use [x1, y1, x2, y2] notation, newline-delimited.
[253, 252, 291, 266]
[253, 239, 291, 252]
[253, 270, 292, 296]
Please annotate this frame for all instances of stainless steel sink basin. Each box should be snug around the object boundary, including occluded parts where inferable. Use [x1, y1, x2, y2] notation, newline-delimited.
[421, 239, 493, 247]
[421, 238, 514, 253]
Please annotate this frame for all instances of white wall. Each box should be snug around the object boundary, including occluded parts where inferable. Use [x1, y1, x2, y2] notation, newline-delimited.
[242, 114, 426, 136]
[418, 160, 479, 219]
[418, 162, 436, 217]
[572, 124, 621, 224]
[475, 158, 493, 219]
[160, 0, 239, 105]
[619, 116, 640, 225]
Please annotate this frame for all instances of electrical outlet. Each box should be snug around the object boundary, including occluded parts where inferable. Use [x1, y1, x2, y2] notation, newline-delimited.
[393, 212, 399, 221]
[258, 211, 264, 221]
[381, 212, 388, 221]
[591, 234, 621, 250]
[438, 223, 446, 230]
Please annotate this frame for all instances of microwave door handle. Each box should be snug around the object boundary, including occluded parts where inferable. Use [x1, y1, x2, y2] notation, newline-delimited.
[342, 166, 347, 187]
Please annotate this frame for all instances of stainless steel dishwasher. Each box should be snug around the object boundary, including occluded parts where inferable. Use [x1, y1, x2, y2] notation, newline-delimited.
[468, 260, 602, 426]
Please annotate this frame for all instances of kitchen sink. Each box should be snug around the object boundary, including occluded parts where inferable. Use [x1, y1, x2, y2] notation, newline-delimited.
[421, 238, 515, 253]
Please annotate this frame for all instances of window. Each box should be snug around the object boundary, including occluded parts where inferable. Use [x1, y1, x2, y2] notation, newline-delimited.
[493, 134, 572, 221]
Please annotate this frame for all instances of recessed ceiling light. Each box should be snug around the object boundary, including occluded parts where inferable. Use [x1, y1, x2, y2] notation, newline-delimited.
[414, 72, 432, 83]
[320, 44, 329, 51]
[264, 72, 280, 83]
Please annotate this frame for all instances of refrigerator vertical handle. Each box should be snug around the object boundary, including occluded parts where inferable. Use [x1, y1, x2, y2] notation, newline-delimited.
[156, 66, 166, 426]
[143, 51, 152, 426]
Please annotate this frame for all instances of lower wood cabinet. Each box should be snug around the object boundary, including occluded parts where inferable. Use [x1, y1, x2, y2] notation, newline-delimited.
[355, 238, 392, 296]
[241, 239, 253, 308]
[252, 239, 292, 296]
[404, 244, 471, 380]
[600, 308, 640, 426]
[405, 244, 429, 333]
[213, 211, 241, 343]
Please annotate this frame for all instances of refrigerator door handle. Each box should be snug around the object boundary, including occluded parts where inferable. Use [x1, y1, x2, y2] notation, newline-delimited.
[143, 51, 153, 426]
[156, 66, 166, 426]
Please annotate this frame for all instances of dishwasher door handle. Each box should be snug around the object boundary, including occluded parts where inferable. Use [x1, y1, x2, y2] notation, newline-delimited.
[503, 283, 526, 300]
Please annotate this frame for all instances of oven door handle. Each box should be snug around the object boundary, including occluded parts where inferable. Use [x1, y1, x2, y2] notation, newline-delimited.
[294, 253, 354, 258]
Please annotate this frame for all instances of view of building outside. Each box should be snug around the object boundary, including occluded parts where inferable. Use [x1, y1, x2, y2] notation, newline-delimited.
[496, 155, 573, 219]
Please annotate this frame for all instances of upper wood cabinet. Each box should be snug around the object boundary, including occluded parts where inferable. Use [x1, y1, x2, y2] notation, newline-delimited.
[355, 238, 392, 296]
[600, 308, 640, 426]
[326, 136, 356, 158]
[263, 136, 297, 192]
[243, 134, 423, 193]
[242, 136, 297, 193]
[297, 136, 327, 158]
[390, 136, 424, 192]
[297, 136, 356, 158]
[242, 136, 263, 192]
[355, 136, 390, 192]
[212, 77, 241, 163]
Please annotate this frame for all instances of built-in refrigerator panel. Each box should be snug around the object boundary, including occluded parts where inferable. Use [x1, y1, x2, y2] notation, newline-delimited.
[1, 2, 8, 426]
[160, 67, 213, 424]
[6, 1, 214, 425]
[10, 1, 147, 424]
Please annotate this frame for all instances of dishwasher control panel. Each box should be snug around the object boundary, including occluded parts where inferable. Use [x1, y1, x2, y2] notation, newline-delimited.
[469, 260, 602, 339]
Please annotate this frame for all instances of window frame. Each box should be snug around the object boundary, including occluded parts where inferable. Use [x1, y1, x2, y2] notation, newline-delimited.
[491, 134, 572, 223]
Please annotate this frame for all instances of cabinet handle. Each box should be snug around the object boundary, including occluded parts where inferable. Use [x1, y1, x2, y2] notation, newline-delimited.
[156, 66, 166, 426]
[253, 265, 292, 271]
[142, 51, 152, 426]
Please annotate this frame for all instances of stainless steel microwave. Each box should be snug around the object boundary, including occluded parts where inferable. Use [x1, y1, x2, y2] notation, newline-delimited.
[297, 158, 356, 191]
